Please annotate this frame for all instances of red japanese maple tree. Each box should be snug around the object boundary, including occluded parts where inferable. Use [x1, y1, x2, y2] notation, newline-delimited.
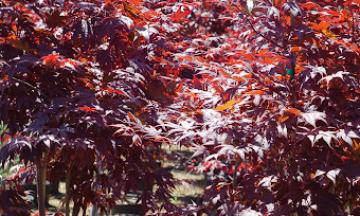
[0, 0, 177, 215]
[154, 0, 360, 215]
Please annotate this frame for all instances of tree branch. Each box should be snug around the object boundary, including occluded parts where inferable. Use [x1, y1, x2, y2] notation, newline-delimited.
[9, 76, 49, 100]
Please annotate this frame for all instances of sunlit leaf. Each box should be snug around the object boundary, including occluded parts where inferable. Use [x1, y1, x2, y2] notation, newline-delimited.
[215, 98, 242, 111]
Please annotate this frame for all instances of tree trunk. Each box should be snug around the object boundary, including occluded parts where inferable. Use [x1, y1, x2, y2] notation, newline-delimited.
[65, 168, 72, 216]
[36, 153, 48, 216]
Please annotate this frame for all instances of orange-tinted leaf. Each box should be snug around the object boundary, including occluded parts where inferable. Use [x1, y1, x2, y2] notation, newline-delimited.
[42, 53, 61, 66]
[232, 75, 246, 83]
[310, 21, 337, 38]
[264, 77, 273, 85]
[2, 74, 9, 81]
[175, 82, 183, 93]
[215, 98, 242, 111]
[243, 73, 253, 79]
[127, 0, 142, 6]
[274, 75, 286, 81]
[218, 69, 232, 78]
[290, 46, 302, 53]
[102, 87, 128, 97]
[353, 138, 360, 152]
[262, 57, 275, 64]
[79, 78, 94, 89]
[246, 90, 266, 95]
[9, 39, 32, 52]
[301, 2, 320, 10]
[3, 35, 33, 52]
[322, 29, 337, 38]
[277, 114, 289, 123]
[79, 106, 96, 113]
[178, 55, 193, 62]
[170, 7, 191, 22]
[123, 2, 142, 20]
[143, 10, 160, 20]
[286, 108, 302, 116]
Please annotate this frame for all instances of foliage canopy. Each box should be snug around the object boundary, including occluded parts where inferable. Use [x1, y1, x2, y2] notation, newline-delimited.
[0, 0, 359, 215]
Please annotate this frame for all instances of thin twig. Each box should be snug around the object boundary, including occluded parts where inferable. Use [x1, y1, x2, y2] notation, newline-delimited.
[11, 76, 38, 91]
[10, 76, 49, 100]
[65, 163, 72, 216]
[246, 17, 287, 50]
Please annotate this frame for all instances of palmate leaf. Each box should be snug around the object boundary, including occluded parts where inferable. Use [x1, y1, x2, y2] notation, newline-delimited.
[326, 168, 341, 184]
[215, 98, 242, 111]
[337, 129, 360, 146]
[299, 111, 327, 127]
[0, 138, 34, 166]
[306, 130, 337, 147]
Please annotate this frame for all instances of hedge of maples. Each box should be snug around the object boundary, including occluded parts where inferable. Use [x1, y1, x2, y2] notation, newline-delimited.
[0, 0, 359, 216]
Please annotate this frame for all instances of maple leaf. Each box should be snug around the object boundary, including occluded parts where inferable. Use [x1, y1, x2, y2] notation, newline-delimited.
[41, 53, 61, 67]
[337, 129, 360, 146]
[215, 98, 242, 111]
[5, 35, 33, 52]
[286, 107, 302, 116]
[101, 87, 129, 97]
[326, 168, 341, 184]
[277, 114, 289, 123]
[127, 0, 142, 6]
[246, 90, 266, 95]
[78, 106, 96, 113]
[310, 21, 337, 38]
[299, 111, 327, 127]
[307, 130, 337, 146]
[170, 6, 191, 22]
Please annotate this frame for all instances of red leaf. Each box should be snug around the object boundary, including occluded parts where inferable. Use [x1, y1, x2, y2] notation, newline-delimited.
[246, 89, 266, 95]
[170, 6, 191, 22]
[286, 107, 302, 116]
[79, 106, 96, 113]
[102, 87, 129, 97]
[42, 53, 61, 66]
[215, 98, 242, 111]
